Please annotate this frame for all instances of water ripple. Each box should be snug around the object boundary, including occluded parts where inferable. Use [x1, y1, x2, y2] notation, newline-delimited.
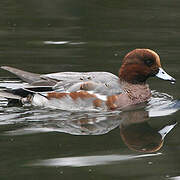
[29, 153, 162, 167]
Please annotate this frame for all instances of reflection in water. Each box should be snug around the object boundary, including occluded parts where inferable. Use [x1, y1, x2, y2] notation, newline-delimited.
[120, 110, 176, 153]
[43, 41, 86, 45]
[147, 90, 179, 117]
[26, 106, 176, 167]
[169, 176, 180, 180]
[30, 153, 161, 167]
[2, 102, 177, 153]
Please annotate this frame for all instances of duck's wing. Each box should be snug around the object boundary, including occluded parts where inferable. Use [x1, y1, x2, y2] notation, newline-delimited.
[42, 72, 123, 96]
[1, 66, 123, 96]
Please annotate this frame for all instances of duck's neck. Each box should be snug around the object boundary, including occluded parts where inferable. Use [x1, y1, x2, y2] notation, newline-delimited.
[120, 80, 152, 102]
[105, 81, 151, 110]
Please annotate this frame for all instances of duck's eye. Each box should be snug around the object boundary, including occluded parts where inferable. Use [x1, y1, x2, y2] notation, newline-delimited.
[145, 59, 154, 66]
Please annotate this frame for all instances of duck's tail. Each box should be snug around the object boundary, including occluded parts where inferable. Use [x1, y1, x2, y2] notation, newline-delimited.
[1, 66, 41, 83]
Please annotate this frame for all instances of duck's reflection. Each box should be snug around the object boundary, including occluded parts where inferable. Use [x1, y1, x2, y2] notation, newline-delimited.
[119, 110, 176, 153]
[69, 108, 176, 152]
[4, 106, 177, 153]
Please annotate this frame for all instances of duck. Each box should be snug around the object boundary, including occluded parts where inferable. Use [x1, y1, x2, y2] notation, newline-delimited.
[0, 49, 176, 111]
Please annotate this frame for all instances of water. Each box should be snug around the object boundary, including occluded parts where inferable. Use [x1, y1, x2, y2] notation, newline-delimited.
[0, 0, 180, 179]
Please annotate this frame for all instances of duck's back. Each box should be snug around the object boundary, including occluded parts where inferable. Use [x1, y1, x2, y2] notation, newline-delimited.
[41, 71, 123, 96]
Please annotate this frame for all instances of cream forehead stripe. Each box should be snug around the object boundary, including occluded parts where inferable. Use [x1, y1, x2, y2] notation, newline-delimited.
[146, 49, 161, 67]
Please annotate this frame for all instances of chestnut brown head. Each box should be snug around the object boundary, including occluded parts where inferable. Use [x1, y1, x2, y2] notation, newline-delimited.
[119, 49, 175, 84]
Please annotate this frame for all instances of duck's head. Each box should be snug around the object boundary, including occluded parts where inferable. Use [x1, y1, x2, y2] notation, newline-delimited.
[119, 49, 175, 84]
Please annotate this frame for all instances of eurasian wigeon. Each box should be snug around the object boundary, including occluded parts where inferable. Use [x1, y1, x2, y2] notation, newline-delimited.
[0, 49, 175, 111]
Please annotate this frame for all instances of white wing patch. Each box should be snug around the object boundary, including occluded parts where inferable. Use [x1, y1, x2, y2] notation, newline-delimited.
[88, 91, 107, 101]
